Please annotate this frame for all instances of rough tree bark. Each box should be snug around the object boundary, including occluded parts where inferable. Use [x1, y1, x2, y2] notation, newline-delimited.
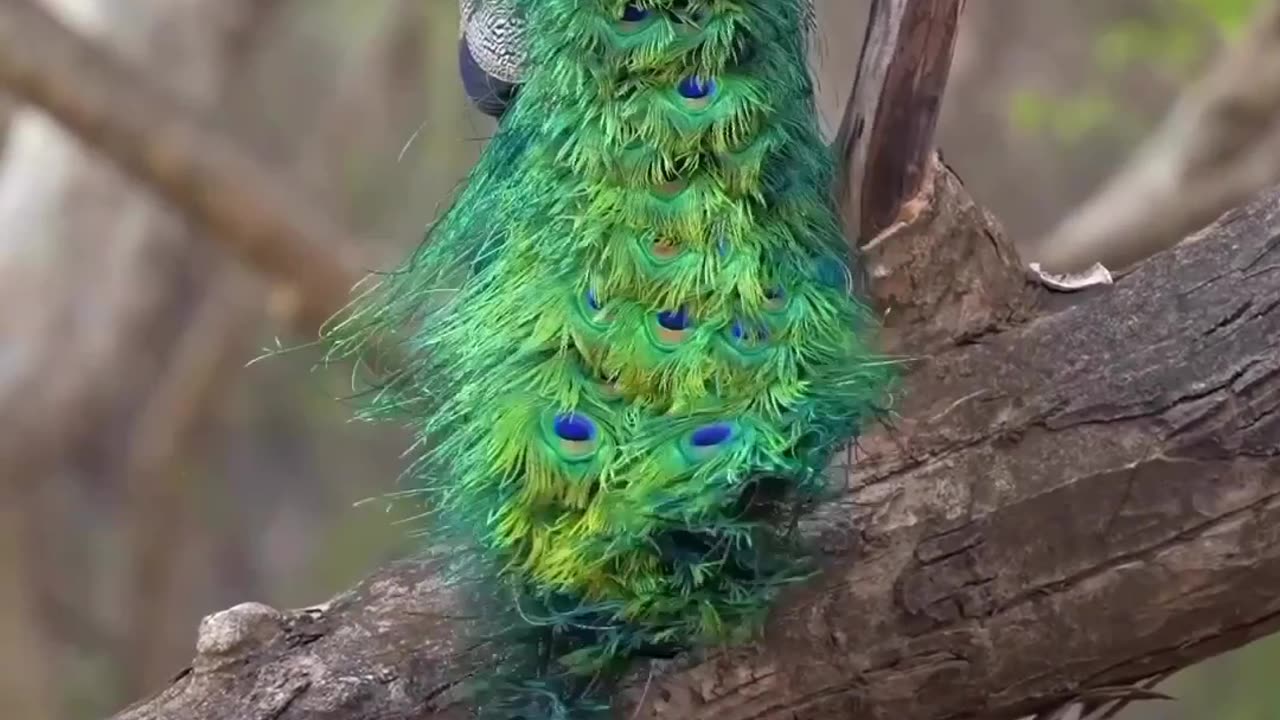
[0, 0, 1277, 719]
[831, 0, 1033, 358]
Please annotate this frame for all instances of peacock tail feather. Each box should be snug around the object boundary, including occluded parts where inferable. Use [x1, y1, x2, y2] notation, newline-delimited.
[327, 1, 893, 717]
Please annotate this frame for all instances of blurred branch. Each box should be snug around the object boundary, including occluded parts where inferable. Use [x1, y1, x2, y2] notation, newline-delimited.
[1034, 1, 1280, 274]
[221, 0, 290, 65]
[0, 0, 324, 708]
[30, 575, 121, 655]
[0, 0, 368, 336]
[121, 269, 260, 695]
[293, 0, 426, 208]
[0, 497, 57, 720]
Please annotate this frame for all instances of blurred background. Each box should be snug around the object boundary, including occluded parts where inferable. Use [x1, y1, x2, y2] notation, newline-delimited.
[0, 0, 1274, 718]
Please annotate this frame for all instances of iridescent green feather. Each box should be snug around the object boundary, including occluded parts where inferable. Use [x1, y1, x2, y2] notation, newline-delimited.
[326, 1, 893, 717]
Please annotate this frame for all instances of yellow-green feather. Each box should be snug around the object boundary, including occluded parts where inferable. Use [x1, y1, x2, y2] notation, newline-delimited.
[327, 1, 892, 717]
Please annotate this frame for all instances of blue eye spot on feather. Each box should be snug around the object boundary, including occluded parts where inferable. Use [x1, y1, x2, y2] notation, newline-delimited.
[551, 412, 600, 459]
[677, 76, 717, 111]
[619, 2, 652, 32]
[730, 319, 769, 349]
[622, 3, 649, 21]
[553, 413, 597, 442]
[579, 287, 614, 330]
[654, 306, 693, 345]
[678, 76, 716, 100]
[658, 307, 691, 331]
[690, 423, 734, 447]
[651, 238, 681, 260]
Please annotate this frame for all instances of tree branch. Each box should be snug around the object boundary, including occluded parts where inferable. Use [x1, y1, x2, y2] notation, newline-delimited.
[110, 188, 1280, 720]
[1034, 1, 1280, 275]
[831, 0, 1033, 357]
[0, 0, 368, 336]
[835, 0, 965, 244]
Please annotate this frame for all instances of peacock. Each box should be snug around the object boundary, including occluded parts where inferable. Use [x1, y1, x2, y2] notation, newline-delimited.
[326, 1, 893, 717]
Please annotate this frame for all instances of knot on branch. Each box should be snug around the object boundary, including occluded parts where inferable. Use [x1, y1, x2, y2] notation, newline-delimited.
[195, 601, 284, 667]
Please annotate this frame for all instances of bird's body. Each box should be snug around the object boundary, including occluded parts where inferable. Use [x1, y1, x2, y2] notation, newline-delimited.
[330, 2, 891, 717]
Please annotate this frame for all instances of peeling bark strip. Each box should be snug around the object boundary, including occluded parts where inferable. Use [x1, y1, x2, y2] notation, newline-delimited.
[108, 189, 1280, 720]
[828, 0, 1011, 361]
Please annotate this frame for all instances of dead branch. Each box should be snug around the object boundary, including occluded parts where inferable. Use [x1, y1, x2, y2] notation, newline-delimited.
[1034, 1, 1280, 275]
[0, 0, 368, 336]
[107, 189, 1280, 720]
[835, 0, 965, 244]
[833, 0, 1033, 357]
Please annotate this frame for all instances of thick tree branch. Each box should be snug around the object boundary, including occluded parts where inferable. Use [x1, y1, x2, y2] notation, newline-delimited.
[110, 188, 1280, 720]
[0, 0, 368, 335]
[1034, 1, 1280, 275]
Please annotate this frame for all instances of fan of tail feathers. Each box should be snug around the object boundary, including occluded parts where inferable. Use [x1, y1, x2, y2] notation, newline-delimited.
[325, 0, 894, 717]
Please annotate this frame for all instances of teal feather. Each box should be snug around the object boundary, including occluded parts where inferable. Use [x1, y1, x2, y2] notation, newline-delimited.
[327, 1, 894, 717]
